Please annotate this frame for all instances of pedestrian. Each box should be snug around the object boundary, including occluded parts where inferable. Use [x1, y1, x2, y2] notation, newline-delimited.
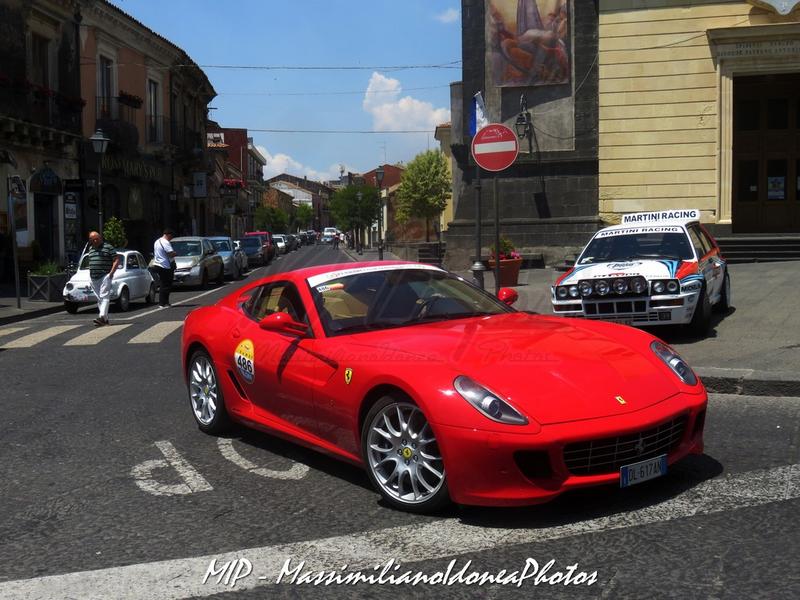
[153, 228, 177, 308]
[85, 230, 120, 326]
[333, 232, 340, 250]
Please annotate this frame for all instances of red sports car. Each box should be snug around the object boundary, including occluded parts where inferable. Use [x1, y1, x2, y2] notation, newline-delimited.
[182, 262, 707, 512]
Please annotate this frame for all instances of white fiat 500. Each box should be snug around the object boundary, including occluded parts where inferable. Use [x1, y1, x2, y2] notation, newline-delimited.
[63, 250, 157, 313]
[551, 209, 731, 335]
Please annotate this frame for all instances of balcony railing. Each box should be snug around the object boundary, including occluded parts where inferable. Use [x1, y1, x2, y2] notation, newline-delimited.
[95, 96, 139, 125]
[0, 85, 82, 133]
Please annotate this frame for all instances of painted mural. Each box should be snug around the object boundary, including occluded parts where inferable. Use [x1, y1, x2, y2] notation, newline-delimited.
[488, 0, 570, 87]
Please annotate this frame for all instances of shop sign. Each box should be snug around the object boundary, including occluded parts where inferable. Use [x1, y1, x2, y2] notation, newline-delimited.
[193, 172, 207, 198]
[102, 155, 163, 182]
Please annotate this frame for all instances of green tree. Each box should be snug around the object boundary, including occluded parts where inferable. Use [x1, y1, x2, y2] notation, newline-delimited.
[103, 216, 127, 248]
[295, 203, 314, 230]
[330, 185, 379, 247]
[395, 150, 451, 241]
[254, 206, 288, 232]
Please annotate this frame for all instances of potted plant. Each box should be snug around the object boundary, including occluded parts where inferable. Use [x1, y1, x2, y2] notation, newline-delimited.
[118, 90, 143, 108]
[28, 260, 69, 302]
[488, 236, 523, 286]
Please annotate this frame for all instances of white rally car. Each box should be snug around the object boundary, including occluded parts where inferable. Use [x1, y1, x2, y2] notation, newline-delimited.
[551, 209, 731, 334]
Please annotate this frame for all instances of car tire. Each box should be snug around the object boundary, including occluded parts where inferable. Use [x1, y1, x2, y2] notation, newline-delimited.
[715, 272, 732, 313]
[200, 269, 209, 290]
[361, 395, 450, 514]
[187, 349, 230, 435]
[64, 301, 79, 314]
[145, 283, 156, 304]
[688, 284, 711, 336]
[117, 286, 130, 312]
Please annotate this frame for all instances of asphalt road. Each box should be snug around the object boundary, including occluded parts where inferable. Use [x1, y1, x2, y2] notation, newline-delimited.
[0, 244, 798, 600]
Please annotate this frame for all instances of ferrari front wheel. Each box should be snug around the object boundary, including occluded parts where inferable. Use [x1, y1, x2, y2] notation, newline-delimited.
[362, 396, 450, 513]
[188, 349, 230, 435]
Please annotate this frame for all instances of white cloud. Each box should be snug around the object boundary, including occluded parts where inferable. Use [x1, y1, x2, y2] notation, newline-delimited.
[256, 145, 345, 183]
[363, 72, 450, 133]
[435, 8, 460, 24]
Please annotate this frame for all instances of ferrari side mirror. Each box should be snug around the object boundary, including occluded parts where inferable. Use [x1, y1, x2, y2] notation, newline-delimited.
[259, 312, 309, 336]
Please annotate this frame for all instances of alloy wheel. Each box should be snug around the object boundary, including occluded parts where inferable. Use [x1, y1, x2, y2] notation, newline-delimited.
[190, 355, 218, 426]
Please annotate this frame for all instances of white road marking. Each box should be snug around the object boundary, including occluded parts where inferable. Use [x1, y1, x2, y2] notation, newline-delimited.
[128, 321, 183, 344]
[217, 438, 310, 480]
[63, 324, 132, 346]
[116, 287, 230, 321]
[2, 462, 798, 599]
[131, 441, 213, 497]
[0, 326, 28, 339]
[0, 325, 81, 349]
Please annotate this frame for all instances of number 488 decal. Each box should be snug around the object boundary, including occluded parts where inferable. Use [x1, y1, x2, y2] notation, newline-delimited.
[234, 339, 255, 384]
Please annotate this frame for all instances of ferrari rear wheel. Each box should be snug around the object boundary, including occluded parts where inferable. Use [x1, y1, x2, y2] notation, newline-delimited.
[362, 396, 449, 513]
[188, 349, 230, 434]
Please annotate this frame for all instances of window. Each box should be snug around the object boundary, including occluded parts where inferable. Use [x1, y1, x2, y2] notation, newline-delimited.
[126, 254, 140, 269]
[98, 55, 114, 117]
[147, 79, 161, 142]
[244, 282, 307, 323]
[30, 34, 50, 87]
[736, 160, 759, 202]
[687, 227, 707, 259]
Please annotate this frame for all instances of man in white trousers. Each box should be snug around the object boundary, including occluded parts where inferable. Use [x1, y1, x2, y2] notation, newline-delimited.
[85, 231, 120, 326]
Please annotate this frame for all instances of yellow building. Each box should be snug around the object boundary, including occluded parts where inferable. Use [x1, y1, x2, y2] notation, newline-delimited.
[599, 0, 800, 233]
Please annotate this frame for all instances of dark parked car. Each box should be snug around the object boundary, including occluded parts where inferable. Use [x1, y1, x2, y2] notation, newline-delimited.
[236, 237, 267, 267]
[285, 234, 299, 252]
[244, 231, 276, 262]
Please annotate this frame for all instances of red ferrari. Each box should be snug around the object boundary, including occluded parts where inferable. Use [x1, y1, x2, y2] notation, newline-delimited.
[182, 262, 707, 512]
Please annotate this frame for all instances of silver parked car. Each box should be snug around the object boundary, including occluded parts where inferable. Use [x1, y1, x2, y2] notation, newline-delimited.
[272, 234, 288, 254]
[63, 250, 157, 313]
[165, 237, 225, 288]
[208, 236, 247, 279]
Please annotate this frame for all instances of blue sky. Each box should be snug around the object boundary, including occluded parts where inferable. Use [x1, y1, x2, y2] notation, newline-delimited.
[109, 0, 462, 181]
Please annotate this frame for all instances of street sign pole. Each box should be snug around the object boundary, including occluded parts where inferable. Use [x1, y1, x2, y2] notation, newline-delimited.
[471, 164, 484, 290]
[494, 175, 500, 297]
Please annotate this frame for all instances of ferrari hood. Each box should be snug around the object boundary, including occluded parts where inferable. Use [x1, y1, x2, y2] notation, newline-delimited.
[350, 313, 681, 425]
[559, 260, 691, 284]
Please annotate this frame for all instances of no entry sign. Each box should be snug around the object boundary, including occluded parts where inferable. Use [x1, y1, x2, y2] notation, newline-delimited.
[471, 123, 519, 172]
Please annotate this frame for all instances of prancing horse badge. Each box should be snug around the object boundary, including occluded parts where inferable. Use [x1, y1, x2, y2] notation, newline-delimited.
[344, 368, 353, 385]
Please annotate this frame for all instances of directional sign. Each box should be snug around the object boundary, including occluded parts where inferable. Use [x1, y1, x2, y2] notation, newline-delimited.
[471, 123, 519, 172]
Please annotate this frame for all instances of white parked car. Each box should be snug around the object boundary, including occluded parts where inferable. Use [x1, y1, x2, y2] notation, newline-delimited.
[272, 234, 288, 254]
[551, 209, 731, 335]
[63, 250, 157, 313]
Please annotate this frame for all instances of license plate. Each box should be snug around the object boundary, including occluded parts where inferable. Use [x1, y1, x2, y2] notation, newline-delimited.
[620, 454, 667, 488]
[71, 292, 90, 302]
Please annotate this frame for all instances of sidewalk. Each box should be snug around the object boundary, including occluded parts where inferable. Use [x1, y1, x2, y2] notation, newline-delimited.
[0, 283, 64, 326]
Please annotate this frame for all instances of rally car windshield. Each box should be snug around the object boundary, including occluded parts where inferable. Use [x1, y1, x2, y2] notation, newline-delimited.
[578, 232, 694, 264]
[310, 268, 513, 336]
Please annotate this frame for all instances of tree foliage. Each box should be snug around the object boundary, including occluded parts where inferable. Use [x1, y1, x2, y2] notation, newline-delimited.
[294, 203, 314, 230]
[254, 206, 288, 232]
[395, 150, 450, 224]
[330, 185, 379, 232]
[103, 216, 127, 248]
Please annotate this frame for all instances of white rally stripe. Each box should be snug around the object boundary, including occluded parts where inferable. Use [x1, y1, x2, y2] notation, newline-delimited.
[0, 325, 81, 349]
[0, 326, 29, 339]
[63, 324, 132, 346]
[0, 463, 797, 599]
[473, 140, 517, 154]
[128, 321, 183, 344]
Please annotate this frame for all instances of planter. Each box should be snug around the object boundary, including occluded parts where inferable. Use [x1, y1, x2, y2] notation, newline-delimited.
[28, 272, 69, 302]
[487, 258, 523, 286]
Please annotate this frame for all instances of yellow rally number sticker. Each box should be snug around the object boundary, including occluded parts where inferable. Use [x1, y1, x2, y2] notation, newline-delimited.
[235, 339, 255, 384]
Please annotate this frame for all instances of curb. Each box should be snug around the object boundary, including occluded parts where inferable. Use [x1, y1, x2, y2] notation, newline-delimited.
[695, 367, 800, 398]
[0, 304, 65, 326]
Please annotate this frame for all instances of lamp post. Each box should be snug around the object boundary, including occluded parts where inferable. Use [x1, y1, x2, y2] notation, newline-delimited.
[356, 190, 363, 255]
[89, 129, 110, 231]
[514, 94, 533, 154]
[375, 165, 384, 260]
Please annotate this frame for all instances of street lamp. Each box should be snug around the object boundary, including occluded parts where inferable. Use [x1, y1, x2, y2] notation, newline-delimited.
[515, 94, 533, 154]
[375, 165, 384, 260]
[90, 129, 110, 231]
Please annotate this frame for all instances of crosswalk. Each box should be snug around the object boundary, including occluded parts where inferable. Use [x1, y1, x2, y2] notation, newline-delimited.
[0, 321, 184, 349]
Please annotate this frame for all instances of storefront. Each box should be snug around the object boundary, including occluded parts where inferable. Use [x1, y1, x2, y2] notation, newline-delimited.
[598, 1, 800, 234]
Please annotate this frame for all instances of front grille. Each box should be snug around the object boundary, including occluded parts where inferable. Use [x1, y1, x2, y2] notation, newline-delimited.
[585, 300, 647, 315]
[563, 415, 687, 476]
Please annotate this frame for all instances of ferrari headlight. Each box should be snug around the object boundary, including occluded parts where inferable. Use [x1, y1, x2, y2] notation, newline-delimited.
[653, 281, 666, 294]
[595, 280, 610, 296]
[568, 285, 580, 298]
[651, 341, 698, 385]
[556, 286, 569, 299]
[579, 281, 593, 297]
[453, 376, 528, 425]
[613, 278, 628, 294]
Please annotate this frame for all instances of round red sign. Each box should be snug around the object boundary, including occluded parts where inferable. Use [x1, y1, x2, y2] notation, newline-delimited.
[471, 124, 519, 172]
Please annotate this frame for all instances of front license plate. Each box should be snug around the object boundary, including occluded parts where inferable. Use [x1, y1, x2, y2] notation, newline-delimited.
[71, 293, 90, 302]
[620, 454, 667, 488]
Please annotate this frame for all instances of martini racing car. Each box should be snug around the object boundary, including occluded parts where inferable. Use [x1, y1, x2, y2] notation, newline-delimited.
[552, 210, 731, 334]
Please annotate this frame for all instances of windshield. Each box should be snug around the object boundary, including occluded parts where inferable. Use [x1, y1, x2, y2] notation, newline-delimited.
[309, 268, 513, 336]
[273, 236, 285, 242]
[211, 239, 231, 252]
[578, 232, 694, 264]
[171, 241, 202, 257]
[240, 238, 261, 248]
[79, 253, 123, 270]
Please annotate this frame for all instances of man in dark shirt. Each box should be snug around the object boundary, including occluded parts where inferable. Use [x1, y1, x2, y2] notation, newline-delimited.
[85, 231, 120, 326]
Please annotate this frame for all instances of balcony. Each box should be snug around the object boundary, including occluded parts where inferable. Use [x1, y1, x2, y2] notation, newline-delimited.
[95, 96, 139, 149]
[0, 84, 82, 136]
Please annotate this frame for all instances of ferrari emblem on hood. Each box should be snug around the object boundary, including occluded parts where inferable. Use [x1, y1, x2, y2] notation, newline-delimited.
[344, 368, 353, 385]
[616, 396, 626, 405]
